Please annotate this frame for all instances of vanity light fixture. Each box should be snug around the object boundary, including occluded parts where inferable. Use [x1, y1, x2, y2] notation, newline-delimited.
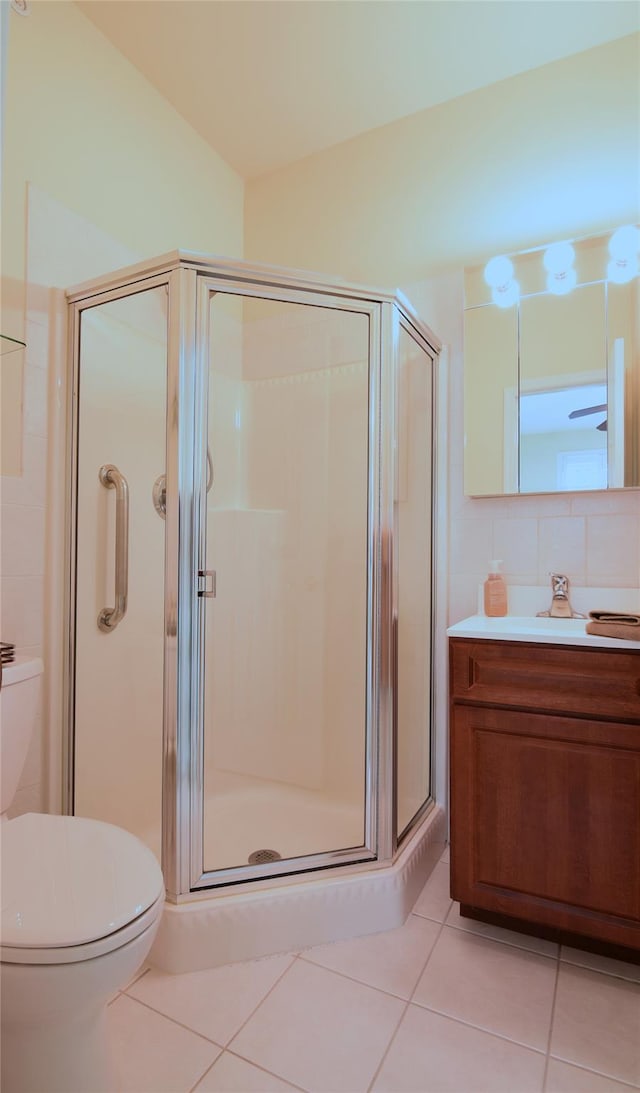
[607, 224, 640, 285]
[483, 255, 520, 308]
[543, 241, 576, 296]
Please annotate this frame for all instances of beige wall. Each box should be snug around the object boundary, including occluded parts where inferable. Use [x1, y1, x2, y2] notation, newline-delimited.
[1, 0, 243, 816]
[245, 36, 639, 287]
[246, 34, 640, 624]
[1, 0, 243, 473]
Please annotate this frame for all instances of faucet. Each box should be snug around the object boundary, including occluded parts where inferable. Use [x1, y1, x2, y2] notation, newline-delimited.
[537, 574, 586, 619]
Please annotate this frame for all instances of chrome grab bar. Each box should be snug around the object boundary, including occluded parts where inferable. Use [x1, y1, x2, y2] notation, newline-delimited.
[98, 464, 129, 632]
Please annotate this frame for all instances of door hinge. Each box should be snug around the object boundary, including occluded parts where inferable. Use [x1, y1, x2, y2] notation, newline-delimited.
[197, 570, 216, 598]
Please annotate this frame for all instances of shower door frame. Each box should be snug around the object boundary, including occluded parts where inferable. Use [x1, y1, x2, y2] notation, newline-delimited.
[64, 252, 441, 904]
[186, 273, 387, 893]
[392, 307, 439, 847]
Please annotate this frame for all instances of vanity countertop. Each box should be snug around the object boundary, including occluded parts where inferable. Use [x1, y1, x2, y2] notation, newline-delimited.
[447, 614, 640, 650]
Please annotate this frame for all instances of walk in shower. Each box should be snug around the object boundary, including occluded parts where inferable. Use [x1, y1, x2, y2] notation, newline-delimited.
[64, 253, 442, 960]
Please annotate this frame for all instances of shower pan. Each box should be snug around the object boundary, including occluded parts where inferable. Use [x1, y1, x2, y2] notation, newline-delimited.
[64, 252, 445, 970]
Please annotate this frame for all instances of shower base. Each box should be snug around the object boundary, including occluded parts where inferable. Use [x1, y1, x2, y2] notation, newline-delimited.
[149, 802, 446, 973]
[203, 770, 365, 871]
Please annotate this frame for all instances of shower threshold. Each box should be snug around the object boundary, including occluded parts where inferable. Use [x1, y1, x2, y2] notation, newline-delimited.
[149, 804, 446, 974]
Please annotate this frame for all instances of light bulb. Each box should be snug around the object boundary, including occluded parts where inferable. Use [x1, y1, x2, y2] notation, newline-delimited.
[491, 280, 520, 308]
[608, 225, 640, 262]
[543, 242, 575, 275]
[484, 256, 514, 289]
[607, 256, 639, 285]
[546, 267, 577, 296]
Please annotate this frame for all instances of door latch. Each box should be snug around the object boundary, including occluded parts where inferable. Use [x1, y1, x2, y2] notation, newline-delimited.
[197, 570, 216, 598]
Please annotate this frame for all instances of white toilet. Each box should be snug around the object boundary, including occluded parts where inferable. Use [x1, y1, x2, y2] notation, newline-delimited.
[0, 658, 165, 1093]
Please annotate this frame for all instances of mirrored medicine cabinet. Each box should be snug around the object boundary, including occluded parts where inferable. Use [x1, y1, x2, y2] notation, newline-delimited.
[463, 227, 640, 497]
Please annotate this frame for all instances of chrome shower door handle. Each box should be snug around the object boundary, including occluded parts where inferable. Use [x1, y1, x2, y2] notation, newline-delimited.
[98, 464, 129, 632]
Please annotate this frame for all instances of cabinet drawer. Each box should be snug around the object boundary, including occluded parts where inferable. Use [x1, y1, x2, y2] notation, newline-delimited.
[450, 638, 640, 721]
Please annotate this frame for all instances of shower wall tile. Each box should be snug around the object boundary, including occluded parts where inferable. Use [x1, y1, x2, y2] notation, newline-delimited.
[25, 319, 49, 368]
[0, 576, 44, 649]
[23, 364, 49, 439]
[0, 435, 47, 507]
[1, 505, 46, 577]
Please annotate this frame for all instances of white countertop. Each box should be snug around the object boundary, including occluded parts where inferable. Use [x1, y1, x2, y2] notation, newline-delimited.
[447, 614, 640, 650]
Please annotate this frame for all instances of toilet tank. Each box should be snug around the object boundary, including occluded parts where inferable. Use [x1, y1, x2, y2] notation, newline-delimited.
[0, 658, 44, 816]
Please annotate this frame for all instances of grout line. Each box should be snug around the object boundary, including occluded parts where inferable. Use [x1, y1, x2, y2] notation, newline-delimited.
[441, 917, 560, 961]
[187, 1048, 223, 1093]
[126, 964, 152, 991]
[116, 992, 225, 1049]
[541, 948, 561, 1092]
[366, 913, 450, 1092]
[296, 911, 452, 1005]
[366, 996, 411, 1093]
[223, 952, 300, 1049]
[545, 1056, 640, 1090]
[558, 950, 640, 984]
[405, 914, 454, 1009]
[411, 1001, 548, 1057]
[296, 953, 414, 1003]
[225, 1048, 308, 1092]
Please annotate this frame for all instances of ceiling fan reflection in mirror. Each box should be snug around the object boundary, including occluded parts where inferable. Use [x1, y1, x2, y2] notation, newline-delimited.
[568, 403, 608, 431]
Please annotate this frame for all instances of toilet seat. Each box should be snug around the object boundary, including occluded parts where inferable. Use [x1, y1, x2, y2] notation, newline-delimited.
[1, 813, 164, 964]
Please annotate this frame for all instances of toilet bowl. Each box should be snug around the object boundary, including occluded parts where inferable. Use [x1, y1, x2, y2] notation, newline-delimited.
[0, 660, 165, 1092]
[1, 813, 165, 1092]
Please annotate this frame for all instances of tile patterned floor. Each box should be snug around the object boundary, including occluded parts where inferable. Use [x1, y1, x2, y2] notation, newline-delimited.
[107, 848, 640, 1093]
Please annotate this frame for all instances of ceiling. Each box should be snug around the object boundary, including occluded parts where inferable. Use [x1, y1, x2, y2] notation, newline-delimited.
[77, 1, 639, 180]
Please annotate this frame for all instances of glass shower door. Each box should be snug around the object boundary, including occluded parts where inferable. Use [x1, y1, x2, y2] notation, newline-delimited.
[395, 324, 433, 839]
[197, 287, 375, 881]
[73, 286, 168, 861]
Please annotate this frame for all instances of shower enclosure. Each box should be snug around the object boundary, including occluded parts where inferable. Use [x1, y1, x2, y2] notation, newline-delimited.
[65, 253, 440, 906]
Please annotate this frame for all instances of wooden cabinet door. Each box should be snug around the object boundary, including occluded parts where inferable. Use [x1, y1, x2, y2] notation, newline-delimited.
[450, 704, 640, 950]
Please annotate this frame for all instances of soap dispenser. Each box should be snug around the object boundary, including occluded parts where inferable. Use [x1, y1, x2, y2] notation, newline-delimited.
[484, 560, 507, 617]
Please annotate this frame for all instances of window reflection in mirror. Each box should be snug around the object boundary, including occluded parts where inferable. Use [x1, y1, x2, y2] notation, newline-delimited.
[463, 227, 639, 496]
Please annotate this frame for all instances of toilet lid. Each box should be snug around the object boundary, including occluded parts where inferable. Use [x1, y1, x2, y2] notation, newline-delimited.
[1, 813, 164, 949]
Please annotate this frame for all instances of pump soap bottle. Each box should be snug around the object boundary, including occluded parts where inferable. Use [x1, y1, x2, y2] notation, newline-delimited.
[484, 560, 507, 617]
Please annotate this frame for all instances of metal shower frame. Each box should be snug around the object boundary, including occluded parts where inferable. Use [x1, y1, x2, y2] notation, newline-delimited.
[64, 251, 441, 902]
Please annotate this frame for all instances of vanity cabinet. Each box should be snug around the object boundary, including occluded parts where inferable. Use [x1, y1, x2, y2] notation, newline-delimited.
[449, 638, 640, 955]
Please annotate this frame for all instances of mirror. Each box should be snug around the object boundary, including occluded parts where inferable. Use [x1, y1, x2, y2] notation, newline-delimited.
[464, 227, 639, 496]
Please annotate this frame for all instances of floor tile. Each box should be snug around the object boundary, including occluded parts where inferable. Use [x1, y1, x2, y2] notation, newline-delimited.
[300, 913, 440, 999]
[412, 860, 453, 923]
[193, 1051, 300, 1091]
[127, 953, 294, 1045]
[124, 962, 151, 992]
[107, 993, 221, 1093]
[413, 927, 557, 1050]
[550, 964, 640, 1086]
[440, 845, 450, 864]
[372, 1004, 546, 1092]
[229, 957, 405, 1092]
[545, 1057, 637, 1092]
[446, 902, 559, 957]
[560, 945, 640, 984]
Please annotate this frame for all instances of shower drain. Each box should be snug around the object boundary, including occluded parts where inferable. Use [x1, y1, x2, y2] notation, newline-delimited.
[248, 848, 282, 865]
